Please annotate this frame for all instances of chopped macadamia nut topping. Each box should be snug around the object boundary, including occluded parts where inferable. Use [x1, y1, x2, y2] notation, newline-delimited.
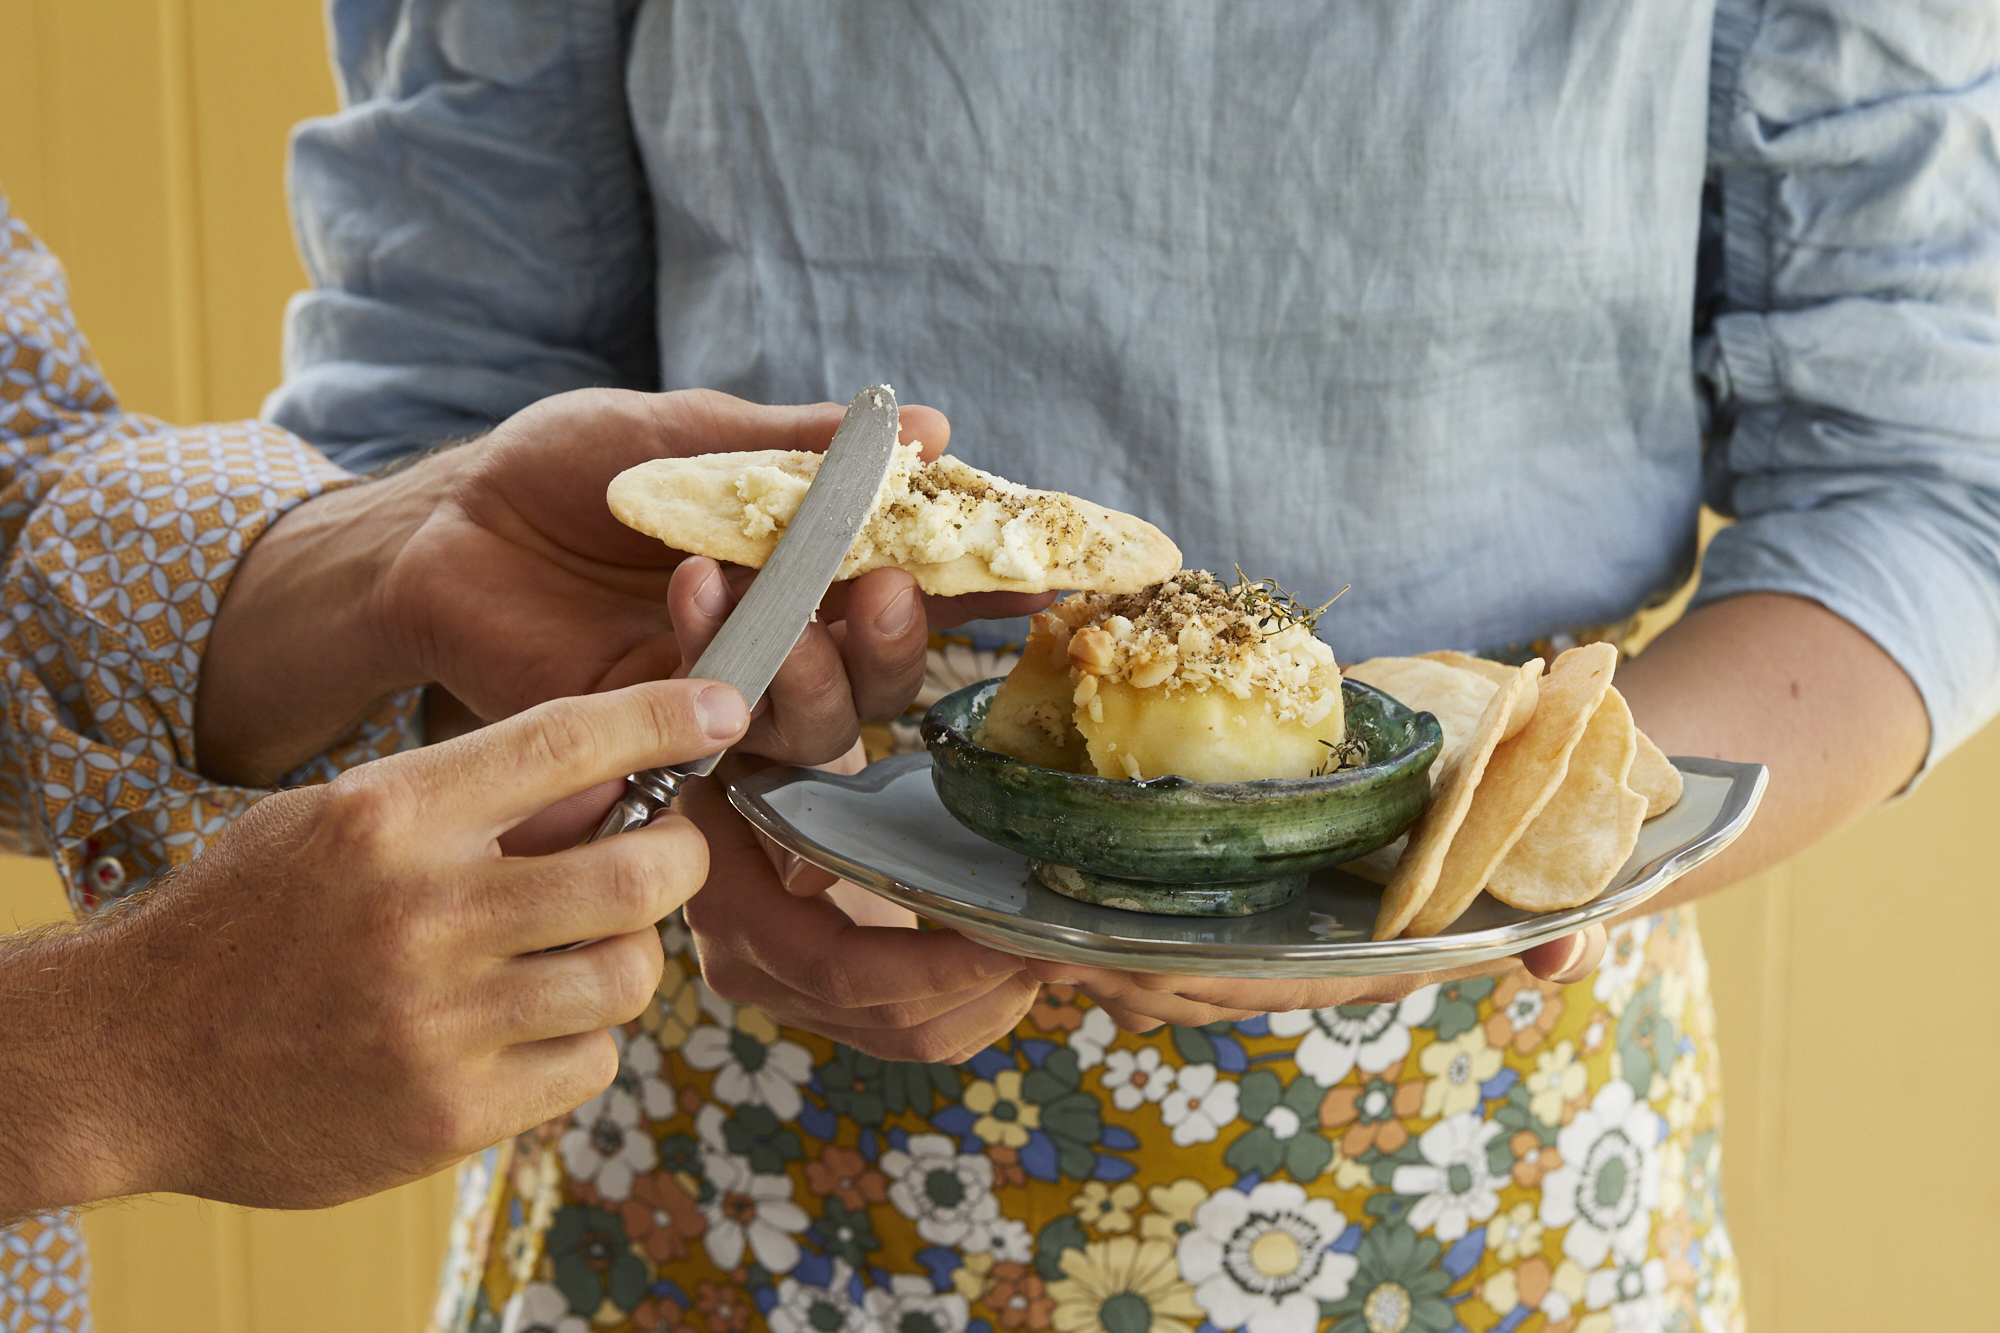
[733, 444, 1108, 584]
[1038, 570, 1344, 728]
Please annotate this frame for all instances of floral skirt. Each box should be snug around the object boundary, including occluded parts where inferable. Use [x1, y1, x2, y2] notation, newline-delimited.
[437, 642, 1744, 1333]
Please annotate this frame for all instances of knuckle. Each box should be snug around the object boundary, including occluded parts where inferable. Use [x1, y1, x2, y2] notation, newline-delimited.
[514, 696, 604, 776]
[898, 1027, 968, 1067]
[312, 771, 408, 864]
[607, 937, 666, 1023]
[697, 955, 760, 1006]
[797, 953, 866, 1011]
[402, 1084, 485, 1163]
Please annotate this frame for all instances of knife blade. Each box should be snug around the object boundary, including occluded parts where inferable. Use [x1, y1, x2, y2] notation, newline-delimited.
[588, 385, 902, 841]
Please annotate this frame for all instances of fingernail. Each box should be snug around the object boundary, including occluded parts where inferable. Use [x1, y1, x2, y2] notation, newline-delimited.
[695, 684, 748, 739]
[694, 567, 730, 619]
[976, 949, 1027, 977]
[874, 587, 919, 638]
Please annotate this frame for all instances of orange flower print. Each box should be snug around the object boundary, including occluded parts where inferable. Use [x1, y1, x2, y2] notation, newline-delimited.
[988, 1144, 1027, 1189]
[1484, 973, 1565, 1054]
[1320, 1066, 1424, 1156]
[985, 1260, 1056, 1329]
[631, 1295, 696, 1333]
[697, 1281, 753, 1333]
[1658, 1213, 1699, 1288]
[1509, 1130, 1563, 1189]
[1029, 983, 1088, 1032]
[620, 1171, 707, 1264]
[804, 1146, 888, 1212]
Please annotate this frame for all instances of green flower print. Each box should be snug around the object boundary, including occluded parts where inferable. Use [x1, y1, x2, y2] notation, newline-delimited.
[1321, 1222, 1455, 1333]
[546, 1205, 650, 1317]
[809, 1195, 881, 1269]
[719, 1103, 805, 1176]
[1022, 1048, 1107, 1179]
[1420, 978, 1497, 1043]
[1225, 1071, 1334, 1182]
[819, 1046, 965, 1126]
[1617, 977, 1678, 1100]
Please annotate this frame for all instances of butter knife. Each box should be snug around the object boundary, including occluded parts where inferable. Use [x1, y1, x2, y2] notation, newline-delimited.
[588, 384, 902, 841]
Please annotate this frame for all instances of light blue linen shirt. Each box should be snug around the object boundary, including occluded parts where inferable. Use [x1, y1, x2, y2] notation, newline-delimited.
[271, 0, 2000, 768]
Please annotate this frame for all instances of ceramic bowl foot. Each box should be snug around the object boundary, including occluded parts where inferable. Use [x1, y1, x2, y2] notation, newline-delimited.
[1031, 860, 1306, 916]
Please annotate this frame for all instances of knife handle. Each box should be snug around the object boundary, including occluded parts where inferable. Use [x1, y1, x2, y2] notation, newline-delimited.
[585, 755, 723, 842]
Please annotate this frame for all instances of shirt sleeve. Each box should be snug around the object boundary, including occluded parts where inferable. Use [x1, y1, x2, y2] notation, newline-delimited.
[0, 198, 420, 911]
[1694, 0, 2000, 771]
[263, 0, 657, 472]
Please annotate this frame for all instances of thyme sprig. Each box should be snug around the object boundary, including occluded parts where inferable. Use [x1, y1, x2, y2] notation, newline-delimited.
[1229, 565, 1350, 635]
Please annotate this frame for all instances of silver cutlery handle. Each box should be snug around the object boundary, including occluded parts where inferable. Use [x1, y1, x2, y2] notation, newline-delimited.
[585, 754, 722, 842]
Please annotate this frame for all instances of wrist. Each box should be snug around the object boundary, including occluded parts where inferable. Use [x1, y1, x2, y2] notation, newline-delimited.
[195, 451, 460, 784]
[0, 919, 163, 1215]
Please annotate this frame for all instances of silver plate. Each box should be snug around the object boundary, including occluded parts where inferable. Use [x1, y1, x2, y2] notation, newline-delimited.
[727, 753, 1765, 978]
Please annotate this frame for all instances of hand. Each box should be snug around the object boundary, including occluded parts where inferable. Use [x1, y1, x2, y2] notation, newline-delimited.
[678, 764, 1040, 1065]
[1, 678, 749, 1217]
[196, 387, 1049, 784]
[1027, 927, 1608, 1032]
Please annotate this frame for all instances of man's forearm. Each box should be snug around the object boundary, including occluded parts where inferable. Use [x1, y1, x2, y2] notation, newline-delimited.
[1614, 591, 1930, 911]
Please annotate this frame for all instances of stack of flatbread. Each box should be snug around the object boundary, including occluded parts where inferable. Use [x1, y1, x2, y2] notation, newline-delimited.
[1342, 645, 1682, 940]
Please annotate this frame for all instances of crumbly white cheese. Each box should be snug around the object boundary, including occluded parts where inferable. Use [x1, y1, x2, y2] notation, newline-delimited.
[1041, 570, 1343, 726]
[733, 443, 1102, 581]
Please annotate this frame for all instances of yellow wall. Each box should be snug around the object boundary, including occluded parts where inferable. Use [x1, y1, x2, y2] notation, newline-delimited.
[0, 2, 458, 1329]
[2, 3, 1996, 1330]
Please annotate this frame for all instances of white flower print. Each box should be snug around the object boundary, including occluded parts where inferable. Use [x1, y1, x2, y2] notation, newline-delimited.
[1540, 1079, 1662, 1269]
[1390, 1111, 1504, 1241]
[769, 1264, 865, 1333]
[698, 1146, 810, 1273]
[1266, 986, 1439, 1087]
[682, 1015, 814, 1118]
[883, 1132, 1005, 1250]
[1160, 1064, 1240, 1147]
[609, 1026, 676, 1121]
[1592, 915, 1655, 1010]
[1071, 1005, 1119, 1070]
[989, 1216, 1036, 1263]
[1262, 1105, 1303, 1141]
[864, 1272, 971, 1333]
[1177, 1180, 1356, 1333]
[500, 1282, 588, 1333]
[556, 1087, 657, 1202]
[1586, 1256, 1670, 1333]
[1103, 1046, 1177, 1111]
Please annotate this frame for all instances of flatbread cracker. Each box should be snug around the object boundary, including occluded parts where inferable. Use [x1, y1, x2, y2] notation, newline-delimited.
[1626, 723, 1683, 818]
[1416, 650, 1521, 688]
[1371, 660, 1541, 940]
[1404, 642, 1618, 937]
[1344, 657, 1500, 778]
[1484, 689, 1650, 911]
[608, 447, 1180, 596]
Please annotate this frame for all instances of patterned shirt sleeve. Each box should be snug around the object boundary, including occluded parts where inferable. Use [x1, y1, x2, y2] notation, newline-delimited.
[0, 195, 421, 912]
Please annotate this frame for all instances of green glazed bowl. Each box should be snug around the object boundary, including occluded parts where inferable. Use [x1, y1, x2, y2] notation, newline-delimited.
[921, 677, 1442, 916]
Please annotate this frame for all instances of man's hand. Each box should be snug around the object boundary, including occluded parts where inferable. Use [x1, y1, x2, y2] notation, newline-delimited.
[195, 388, 1046, 784]
[0, 678, 748, 1219]
[678, 770, 1039, 1066]
[1021, 928, 1607, 1032]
